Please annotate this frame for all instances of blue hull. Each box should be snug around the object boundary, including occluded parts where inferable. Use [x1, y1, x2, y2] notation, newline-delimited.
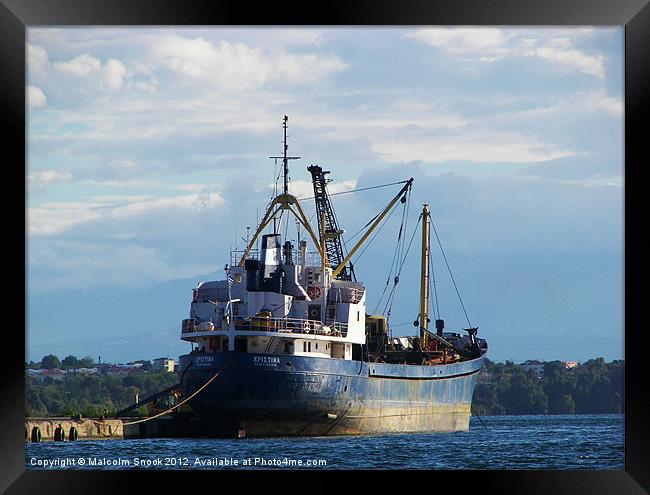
[179, 352, 485, 437]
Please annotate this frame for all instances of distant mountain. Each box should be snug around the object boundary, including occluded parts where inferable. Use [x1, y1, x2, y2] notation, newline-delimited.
[27, 270, 222, 363]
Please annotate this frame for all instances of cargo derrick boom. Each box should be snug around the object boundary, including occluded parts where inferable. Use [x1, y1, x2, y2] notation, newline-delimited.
[308, 165, 355, 281]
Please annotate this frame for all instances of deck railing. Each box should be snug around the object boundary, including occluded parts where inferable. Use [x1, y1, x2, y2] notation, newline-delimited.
[182, 317, 347, 338]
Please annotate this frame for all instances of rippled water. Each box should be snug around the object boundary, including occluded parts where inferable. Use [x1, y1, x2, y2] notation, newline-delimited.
[25, 414, 624, 470]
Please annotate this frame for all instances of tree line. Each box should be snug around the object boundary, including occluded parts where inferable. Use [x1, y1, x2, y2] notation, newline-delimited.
[472, 358, 624, 416]
[27, 354, 155, 371]
[26, 370, 179, 418]
[26, 354, 176, 417]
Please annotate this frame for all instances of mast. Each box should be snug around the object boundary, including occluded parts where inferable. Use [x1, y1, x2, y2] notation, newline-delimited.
[239, 116, 414, 276]
[420, 203, 431, 348]
[240, 117, 320, 266]
[270, 115, 300, 196]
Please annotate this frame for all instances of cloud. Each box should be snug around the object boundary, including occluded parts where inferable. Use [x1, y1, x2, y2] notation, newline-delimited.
[53, 53, 129, 91]
[145, 34, 347, 90]
[406, 28, 512, 55]
[109, 192, 224, 218]
[371, 129, 574, 164]
[28, 169, 72, 184]
[29, 202, 104, 235]
[28, 239, 212, 291]
[533, 44, 605, 79]
[406, 27, 607, 79]
[104, 58, 127, 90]
[54, 53, 101, 76]
[27, 85, 47, 108]
[28, 192, 225, 236]
[582, 89, 623, 116]
[28, 43, 49, 79]
[265, 178, 357, 199]
[27, 189, 230, 291]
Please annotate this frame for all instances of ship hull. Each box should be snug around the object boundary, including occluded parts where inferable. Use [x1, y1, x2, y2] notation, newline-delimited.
[179, 351, 485, 437]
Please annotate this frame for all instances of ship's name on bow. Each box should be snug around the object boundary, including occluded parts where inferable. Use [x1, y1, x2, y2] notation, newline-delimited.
[253, 356, 280, 367]
[195, 355, 214, 365]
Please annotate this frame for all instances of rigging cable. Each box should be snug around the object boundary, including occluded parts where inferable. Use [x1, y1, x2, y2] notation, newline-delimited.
[374, 208, 419, 356]
[297, 180, 410, 201]
[375, 188, 411, 314]
[429, 240, 440, 320]
[398, 186, 412, 266]
[381, 213, 421, 318]
[373, 199, 405, 313]
[351, 200, 401, 266]
[272, 157, 283, 233]
[331, 181, 410, 246]
[429, 212, 472, 328]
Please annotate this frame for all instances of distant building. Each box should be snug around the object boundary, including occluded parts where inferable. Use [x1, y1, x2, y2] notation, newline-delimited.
[25, 368, 46, 383]
[95, 363, 143, 375]
[76, 367, 97, 375]
[153, 357, 176, 373]
[521, 360, 545, 377]
[28, 368, 67, 382]
[563, 360, 579, 369]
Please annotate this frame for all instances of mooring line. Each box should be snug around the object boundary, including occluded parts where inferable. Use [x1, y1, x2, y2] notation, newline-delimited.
[474, 412, 488, 429]
[89, 361, 231, 431]
[120, 361, 231, 426]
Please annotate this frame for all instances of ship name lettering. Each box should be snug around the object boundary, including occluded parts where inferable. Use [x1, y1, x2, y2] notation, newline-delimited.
[253, 356, 280, 366]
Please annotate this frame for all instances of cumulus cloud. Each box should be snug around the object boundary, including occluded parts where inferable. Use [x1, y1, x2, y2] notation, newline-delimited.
[406, 27, 607, 79]
[145, 34, 347, 90]
[27, 85, 47, 108]
[582, 89, 623, 116]
[406, 28, 512, 55]
[104, 58, 127, 90]
[53, 53, 129, 91]
[266, 179, 357, 199]
[28, 43, 49, 79]
[533, 43, 605, 79]
[54, 53, 101, 76]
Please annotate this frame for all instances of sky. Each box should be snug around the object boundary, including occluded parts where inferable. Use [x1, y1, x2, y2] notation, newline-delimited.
[26, 27, 624, 364]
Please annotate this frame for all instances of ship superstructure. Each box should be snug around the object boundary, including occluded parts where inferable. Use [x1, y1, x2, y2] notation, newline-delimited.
[178, 116, 488, 437]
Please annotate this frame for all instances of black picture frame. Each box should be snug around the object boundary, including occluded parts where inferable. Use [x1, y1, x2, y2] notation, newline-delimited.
[2, 0, 647, 492]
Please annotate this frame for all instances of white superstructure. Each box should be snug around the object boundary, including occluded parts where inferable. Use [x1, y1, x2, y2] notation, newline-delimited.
[180, 234, 365, 361]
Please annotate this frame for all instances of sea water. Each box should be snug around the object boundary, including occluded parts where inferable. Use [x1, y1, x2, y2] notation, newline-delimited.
[25, 414, 624, 470]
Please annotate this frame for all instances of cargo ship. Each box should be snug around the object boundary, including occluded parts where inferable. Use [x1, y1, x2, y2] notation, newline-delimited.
[178, 116, 488, 437]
